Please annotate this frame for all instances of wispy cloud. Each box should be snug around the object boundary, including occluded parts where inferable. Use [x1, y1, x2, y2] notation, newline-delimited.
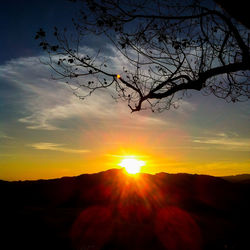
[0, 132, 13, 140]
[0, 53, 173, 131]
[193, 137, 250, 151]
[30, 142, 90, 154]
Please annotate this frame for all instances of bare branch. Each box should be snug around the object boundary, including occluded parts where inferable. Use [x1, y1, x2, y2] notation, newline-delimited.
[36, 0, 250, 113]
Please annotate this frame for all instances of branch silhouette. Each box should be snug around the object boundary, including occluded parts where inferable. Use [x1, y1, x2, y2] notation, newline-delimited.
[36, 0, 250, 112]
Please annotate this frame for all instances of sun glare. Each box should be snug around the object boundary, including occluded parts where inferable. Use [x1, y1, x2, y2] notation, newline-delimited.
[119, 157, 145, 174]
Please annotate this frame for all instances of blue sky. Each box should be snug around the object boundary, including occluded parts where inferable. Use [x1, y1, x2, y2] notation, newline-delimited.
[0, 0, 77, 63]
[0, 0, 249, 180]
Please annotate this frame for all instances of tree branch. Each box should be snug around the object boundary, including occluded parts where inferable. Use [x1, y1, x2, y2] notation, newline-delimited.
[148, 61, 249, 100]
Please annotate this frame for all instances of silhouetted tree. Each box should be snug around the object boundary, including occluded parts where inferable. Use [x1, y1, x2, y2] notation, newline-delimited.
[214, 0, 250, 29]
[36, 0, 250, 112]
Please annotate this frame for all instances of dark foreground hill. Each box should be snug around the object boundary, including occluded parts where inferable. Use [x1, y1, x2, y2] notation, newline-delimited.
[0, 169, 250, 250]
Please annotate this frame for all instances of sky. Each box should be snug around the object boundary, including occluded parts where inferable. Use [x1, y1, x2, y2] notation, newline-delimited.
[0, 0, 249, 180]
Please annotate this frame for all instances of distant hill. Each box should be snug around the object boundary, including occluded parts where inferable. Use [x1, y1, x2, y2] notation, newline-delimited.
[0, 169, 250, 250]
[221, 174, 250, 183]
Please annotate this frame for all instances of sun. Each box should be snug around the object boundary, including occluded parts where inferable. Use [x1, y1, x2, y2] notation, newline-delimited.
[119, 157, 145, 174]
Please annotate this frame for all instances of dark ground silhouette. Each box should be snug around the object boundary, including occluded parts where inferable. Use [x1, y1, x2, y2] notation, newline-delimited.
[1, 169, 250, 250]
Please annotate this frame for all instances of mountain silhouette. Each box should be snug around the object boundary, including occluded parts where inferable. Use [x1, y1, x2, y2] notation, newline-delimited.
[1, 169, 250, 250]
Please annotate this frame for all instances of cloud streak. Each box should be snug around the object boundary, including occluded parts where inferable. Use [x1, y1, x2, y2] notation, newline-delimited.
[193, 137, 250, 151]
[30, 142, 90, 154]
